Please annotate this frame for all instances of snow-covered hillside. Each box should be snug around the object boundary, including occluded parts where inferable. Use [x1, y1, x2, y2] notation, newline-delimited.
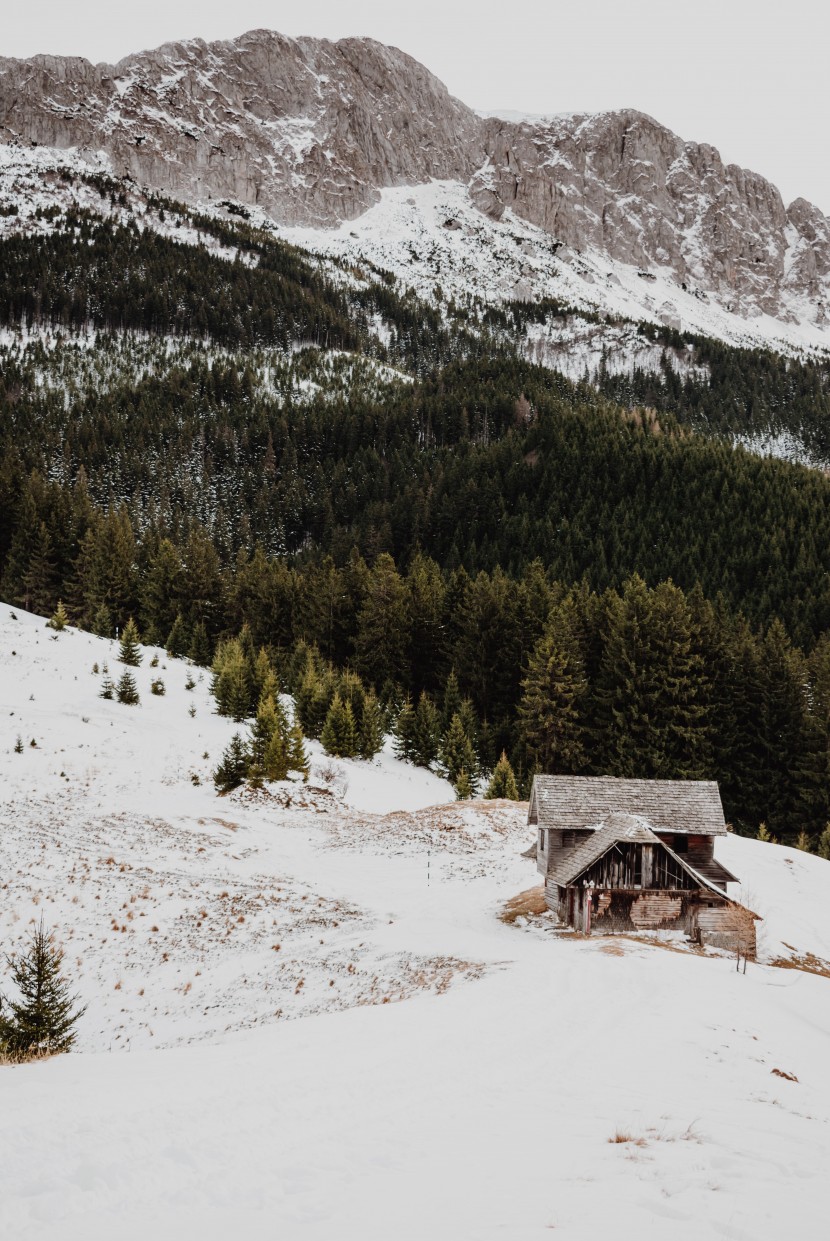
[2, 602, 830, 1239]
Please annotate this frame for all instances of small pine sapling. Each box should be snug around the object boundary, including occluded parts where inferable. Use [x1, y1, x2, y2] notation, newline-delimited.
[46, 600, 68, 631]
[92, 662, 99, 675]
[118, 617, 142, 667]
[100, 671, 115, 700]
[150, 679, 165, 696]
[795, 830, 812, 852]
[454, 769, 474, 800]
[14, 736, 23, 754]
[213, 734, 250, 793]
[818, 824, 830, 860]
[0, 920, 86, 1055]
[485, 752, 519, 800]
[288, 721, 309, 781]
[116, 670, 140, 705]
[150, 653, 159, 668]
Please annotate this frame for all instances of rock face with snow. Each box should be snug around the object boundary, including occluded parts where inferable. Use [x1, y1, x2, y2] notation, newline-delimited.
[1, 28, 828, 326]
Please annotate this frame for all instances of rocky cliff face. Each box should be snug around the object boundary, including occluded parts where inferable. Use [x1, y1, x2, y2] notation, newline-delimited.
[1, 28, 827, 326]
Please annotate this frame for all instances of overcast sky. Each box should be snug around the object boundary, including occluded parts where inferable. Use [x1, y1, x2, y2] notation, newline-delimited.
[4, 0, 828, 213]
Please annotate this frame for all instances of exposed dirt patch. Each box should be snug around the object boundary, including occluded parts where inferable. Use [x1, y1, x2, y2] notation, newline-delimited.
[770, 950, 830, 979]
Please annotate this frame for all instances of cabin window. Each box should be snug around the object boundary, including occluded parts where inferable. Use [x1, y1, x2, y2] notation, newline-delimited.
[539, 829, 545, 852]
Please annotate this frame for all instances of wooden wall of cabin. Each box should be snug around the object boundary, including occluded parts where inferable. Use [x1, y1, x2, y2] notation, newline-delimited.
[589, 889, 693, 932]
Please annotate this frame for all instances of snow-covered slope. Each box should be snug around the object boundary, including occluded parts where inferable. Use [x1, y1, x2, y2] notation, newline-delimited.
[2, 602, 830, 1238]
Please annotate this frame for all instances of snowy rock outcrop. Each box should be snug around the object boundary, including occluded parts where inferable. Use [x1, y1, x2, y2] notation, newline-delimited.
[1, 28, 829, 328]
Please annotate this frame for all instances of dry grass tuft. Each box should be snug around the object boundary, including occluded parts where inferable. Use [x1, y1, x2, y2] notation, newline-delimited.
[771, 1068, 799, 1083]
[609, 1131, 647, 1146]
[499, 885, 547, 924]
[0, 1048, 54, 1067]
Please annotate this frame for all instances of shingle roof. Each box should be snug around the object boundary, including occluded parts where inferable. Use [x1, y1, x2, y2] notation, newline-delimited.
[550, 811, 729, 898]
[529, 775, 726, 835]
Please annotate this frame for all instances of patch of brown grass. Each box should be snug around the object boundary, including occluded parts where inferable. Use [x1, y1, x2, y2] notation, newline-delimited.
[771, 1068, 799, 1083]
[609, 1131, 647, 1146]
[770, 952, 830, 979]
[499, 885, 547, 924]
[0, 1048, 55, 1067]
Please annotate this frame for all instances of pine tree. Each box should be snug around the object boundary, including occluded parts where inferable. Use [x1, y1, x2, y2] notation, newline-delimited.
[165, 613, 190, 658]
[757, 821, 772, 843]
[321, 693, 358, 758]
[442, 670, 463, 732]
[485, 752, 519, 800]
[116, 669, 140, 705]
[92, 602, 113, 639]
[394, 697, 418, 762]
[188, 621, 211, 667]
[817, 824, 830, 860]
[519, 610, 588, 774]
[250, 695, 290, 782]
[99, 664, 115, 700]
[287, 721, 309, 780]
[412, 691, 441, 768]
[454, 769, 474, 800]
[796, 830, 812, 852]
[213, 734, 250, 793]
[440, 713, 478, 785]
[46, 600, 69, 632]
[211, 639, 251, 722]
[0, 920, 86, 1054]
[118, 617, 142, 667]
[358, 690, 385, 760]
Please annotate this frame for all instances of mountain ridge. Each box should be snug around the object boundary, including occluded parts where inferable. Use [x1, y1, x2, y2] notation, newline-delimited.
[0, 28, 828, 339]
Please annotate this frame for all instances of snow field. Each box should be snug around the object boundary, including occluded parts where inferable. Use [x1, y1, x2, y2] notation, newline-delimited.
[2, 601, 830, 1239]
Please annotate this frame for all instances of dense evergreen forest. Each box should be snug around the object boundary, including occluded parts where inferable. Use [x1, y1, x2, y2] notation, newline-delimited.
[3, 201, 830, 845]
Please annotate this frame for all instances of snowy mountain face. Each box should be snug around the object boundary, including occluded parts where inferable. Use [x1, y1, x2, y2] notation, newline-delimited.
[1, 27, 829, 348]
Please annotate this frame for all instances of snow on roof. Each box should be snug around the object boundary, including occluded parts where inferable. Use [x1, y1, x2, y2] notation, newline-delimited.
[529, 774, 727, 836]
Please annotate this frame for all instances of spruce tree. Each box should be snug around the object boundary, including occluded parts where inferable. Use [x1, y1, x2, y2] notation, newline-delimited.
[519, 610, 588, 774]
[165, 613, 189, 658]
[118, 617, 142, 667]
[485, 752, 519, 800]
[817, 824, 830, 860]
[440, 713, 478, 785]
[211, 639, 251, 722]
[321, 693, 358, 758]
[47, 600, 69, 632]
[92, 603, 113, 639]
[213, 734, 250, 793]
[442, 670, 463, 732]
[287, 721, 309, 780]
[412, 692, 441, 768]
[99, 666, 115, 700]
[394, 697, 418, 762]
[454, 769, 474, 800]
[0, 921, 86, 1054]
[358, 690, 385, 760]
[116, 669, 140, 705]
[188, 621, 211, 667]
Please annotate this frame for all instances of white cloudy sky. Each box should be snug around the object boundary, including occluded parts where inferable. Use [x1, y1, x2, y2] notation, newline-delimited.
[5, 0, 828, 213]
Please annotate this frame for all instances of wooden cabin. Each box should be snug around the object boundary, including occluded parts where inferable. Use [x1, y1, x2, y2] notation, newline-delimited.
[529, 775, 757, 953]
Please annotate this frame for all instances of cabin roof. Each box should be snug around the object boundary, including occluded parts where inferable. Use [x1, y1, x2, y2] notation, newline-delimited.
[551, 812, 730, 898]
[528, 775, 726, 835]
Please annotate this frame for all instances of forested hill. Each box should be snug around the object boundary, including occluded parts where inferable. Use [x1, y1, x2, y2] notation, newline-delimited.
[3, 191, 830, 844]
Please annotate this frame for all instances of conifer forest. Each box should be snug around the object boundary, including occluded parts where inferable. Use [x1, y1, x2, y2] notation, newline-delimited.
[3, 199, 830, 845]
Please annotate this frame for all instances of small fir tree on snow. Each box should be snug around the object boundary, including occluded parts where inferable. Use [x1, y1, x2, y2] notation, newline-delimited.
[440, 712, 478, 785]
[116, 669, 140, 705]
[358, 690, 385, 760]
[211, 639, 252, 722]
[46, 600, 68, 632]
[92, 603, 113, 639]
[14, 735, 23, 754]
[150, 679, 165, 696]
[321, 693, 358, 759]
[118, 617, 142, 667]
[213, 734, 250, 794]
[165, 613, 189, 658]
[288, 722, 309, 781]
[817, 824, 830, 860]
[454, 768, 474, 801]
[393, 697, 418, 762]
[485, 752, 519, 800]
[796, 830, 812, 852]
[187, 621, 211, 667]
[757, 821, 772, 843]
[99, 670, 116, 700]
[0, 920, 86, 1055]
